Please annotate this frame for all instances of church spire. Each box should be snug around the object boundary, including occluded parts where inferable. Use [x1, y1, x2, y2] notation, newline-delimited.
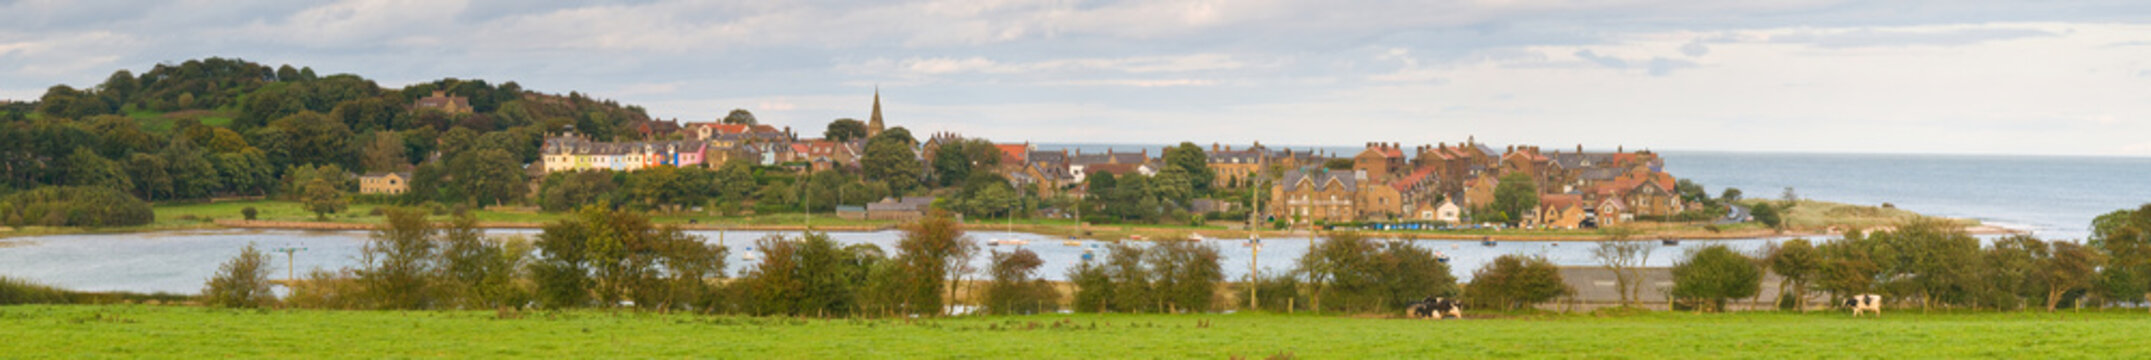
[868, 87, 885, 138]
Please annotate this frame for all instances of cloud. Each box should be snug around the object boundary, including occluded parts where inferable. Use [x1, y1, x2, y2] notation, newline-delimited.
[613, 82, 681, 97]
[1573, 50, 1627, 68]
[1680, 39, 1710, 57]
[1646, 58, 1697, 76]
[1769, 27, 2058, 48]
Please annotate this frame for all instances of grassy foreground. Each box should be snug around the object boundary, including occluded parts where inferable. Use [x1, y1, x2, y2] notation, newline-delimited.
[2, 305, 2143, 358]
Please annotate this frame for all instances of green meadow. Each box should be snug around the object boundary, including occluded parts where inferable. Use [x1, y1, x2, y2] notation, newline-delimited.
[3, 305, 2142, 358]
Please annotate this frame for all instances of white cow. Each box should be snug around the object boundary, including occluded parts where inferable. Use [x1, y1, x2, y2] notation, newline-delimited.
[1405, 297, 1463, 320]
[1846, 294, 1882, 317]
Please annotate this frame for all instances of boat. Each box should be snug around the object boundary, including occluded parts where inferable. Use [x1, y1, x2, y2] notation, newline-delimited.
[1189, 233, 1207, 242]
[1481, 239, 1498, 247]
[1662, 238, 1681, 246]
[1063, 240, 1082, 247]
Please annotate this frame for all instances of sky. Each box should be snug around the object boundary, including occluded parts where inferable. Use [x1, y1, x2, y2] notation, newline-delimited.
[4, 0, 2151, 157]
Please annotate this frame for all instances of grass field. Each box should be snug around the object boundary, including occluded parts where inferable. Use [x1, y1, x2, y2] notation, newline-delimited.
[2, 305, 2143, 358]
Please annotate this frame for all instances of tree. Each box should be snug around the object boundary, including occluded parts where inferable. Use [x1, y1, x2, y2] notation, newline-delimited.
[723, 109, 757, 125]
[1464, 255, 1566, 311]
[269, 111, 358, 169]
[889, 209, 977, 316]
[824, 118, 868, 142]
[435, 212, 534, 310]
[861, 131, 922, 192]
[63, 148, 132, 193]
[0, 187, 155, 228]
[1591, 227, 1651, 307]
[1491, 173, 1539, 226]
[539, 171, 620, 212]
[357, 207, 439, 309]
[360, 131, 407, 172]
[1751, 203, 1784, 230]
[2038, 240, 2105, 311]
[447, 149, 527, 206]
[1672, 245, 1762, 312]
[531, 206, 719, 310]
[1147, 240, 1224, 313]
[1721, 188, 1743, 202]
[931, 138, 1000, 187]
[982, 248, 1059, 315]
[203, 243, 277, 308]
[1768, 238, 1822, 311]
[2091, 204, 2151, 306]
[1162, 142, 1215, 193]
[300, 178, 346, 220]
[739, 232, 864, 316]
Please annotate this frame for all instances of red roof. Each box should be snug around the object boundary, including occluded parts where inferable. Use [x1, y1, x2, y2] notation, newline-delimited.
[996, 144, 1030, 164]
[1540, 194, 1585, 210]
[1392, 167, 1436, 192]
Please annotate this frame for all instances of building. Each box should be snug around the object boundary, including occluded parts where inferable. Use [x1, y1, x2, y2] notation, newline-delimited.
[838, 196, 936, 221]
[1269, 168, 1402, 224]
[1531, 194, 1588, 229]
[358, 172, 412, 195]
[540, 135, 710, 174]
[412, 91, 472, 114]
[1206, 143, 1269, 189]
[1352, 142, 1407, 181]
[868, 88, 886, 138]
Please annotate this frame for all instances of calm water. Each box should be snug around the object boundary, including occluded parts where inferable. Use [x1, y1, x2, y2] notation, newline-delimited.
[0, 228, 1781, 294]
[5, 150, 2148, 294]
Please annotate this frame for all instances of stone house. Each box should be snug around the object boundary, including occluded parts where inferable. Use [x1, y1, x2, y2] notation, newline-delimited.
[358, 172, 412, 195]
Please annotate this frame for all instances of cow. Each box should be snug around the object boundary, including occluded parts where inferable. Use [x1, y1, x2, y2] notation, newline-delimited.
[1405, 297, 1463, 320]
[1845, 294, 1882, 317]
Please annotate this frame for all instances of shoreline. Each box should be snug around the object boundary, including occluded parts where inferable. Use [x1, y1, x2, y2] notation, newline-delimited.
[192, 219, 2020, 242]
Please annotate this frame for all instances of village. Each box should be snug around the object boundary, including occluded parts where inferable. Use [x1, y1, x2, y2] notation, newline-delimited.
[354, 90, 1700, 232]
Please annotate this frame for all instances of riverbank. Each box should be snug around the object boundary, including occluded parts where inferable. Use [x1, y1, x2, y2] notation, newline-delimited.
[2, 199, 2012, 242]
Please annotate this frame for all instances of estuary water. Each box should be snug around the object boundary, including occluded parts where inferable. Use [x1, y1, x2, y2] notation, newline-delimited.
[4, 150, 2147, 294]
[0, 228, 1783, 294]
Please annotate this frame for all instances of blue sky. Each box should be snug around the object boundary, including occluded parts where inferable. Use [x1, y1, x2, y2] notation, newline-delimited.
[4, 0, 2150, 156]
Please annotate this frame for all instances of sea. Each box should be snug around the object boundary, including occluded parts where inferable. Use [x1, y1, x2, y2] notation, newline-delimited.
[3, 149, 2147, 294]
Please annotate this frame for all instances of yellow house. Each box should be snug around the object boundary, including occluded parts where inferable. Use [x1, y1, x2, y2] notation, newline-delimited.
[359, 172, 412, 195]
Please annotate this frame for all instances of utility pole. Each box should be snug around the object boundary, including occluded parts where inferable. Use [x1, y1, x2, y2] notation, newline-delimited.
[272, 246, 306, 285]
[1247, 184, 1262, 310]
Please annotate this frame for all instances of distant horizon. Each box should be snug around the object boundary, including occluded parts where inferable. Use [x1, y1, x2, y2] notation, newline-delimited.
[6, 1, 2148, 157]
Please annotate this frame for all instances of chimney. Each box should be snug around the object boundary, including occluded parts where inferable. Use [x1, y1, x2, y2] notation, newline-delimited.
[1507, 145, 1515, 153]
[1577, 144, 1584, 153]
[431, 90, 445, 98]
[1619, 145, 1625, 153]
[1212, 143, 1220, 152]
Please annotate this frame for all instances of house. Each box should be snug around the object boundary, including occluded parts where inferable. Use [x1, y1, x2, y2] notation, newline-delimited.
[1462, 175, 1499, 210]
[1269, 168, 1402, 224]
[1412, 198, 1462, 223]
[1590, 169, 1683, 217]
[540, 135, 711, 174]
[1067, 148, 1152, 183]
[358, 172, 412, 195]
[412, 91, 472, 114]
[1205, 143, 1269, 189]
[1352, 142, 1407, 181]
[1594, 196, 1632, 226]
[1531, 194, 1588, 229]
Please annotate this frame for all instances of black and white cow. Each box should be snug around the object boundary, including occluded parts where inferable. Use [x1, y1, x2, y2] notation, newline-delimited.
[1845, 294, 1882, 317]
[1405, 297, 1463, 320]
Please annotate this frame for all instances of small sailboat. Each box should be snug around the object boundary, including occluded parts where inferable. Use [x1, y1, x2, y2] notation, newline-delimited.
[1662, 238, 1681, 246]
[1189, 232, 1207, 242]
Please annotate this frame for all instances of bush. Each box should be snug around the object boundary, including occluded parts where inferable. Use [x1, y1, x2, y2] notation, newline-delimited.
[1671, 245, 1761, 312]
[241, 206, 259, 220]
[203, 243, 277, 308]
[1464, 255, 1567, 311]
[1147, 241, 1224, 313]
[0, 186, 154, 228]
[981, 248, 1061, 315]
[0, 276, 72, 305]
[1294, 232, 1458, 313]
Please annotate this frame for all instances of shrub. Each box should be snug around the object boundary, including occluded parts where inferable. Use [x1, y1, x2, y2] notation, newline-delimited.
[1464, 255, 1567, 311]
[1147, 240, 1224, 313]
[202, 243, 277, 308]
[0, 186, 154, 228]
[241, 206, 259, 220]
[0, 276, 72, 305]
[1671, 245, 1761, 312]
[981, 248, 1060, 315]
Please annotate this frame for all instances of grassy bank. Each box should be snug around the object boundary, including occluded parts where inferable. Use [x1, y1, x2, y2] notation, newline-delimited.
[3, 305, 2143, 358]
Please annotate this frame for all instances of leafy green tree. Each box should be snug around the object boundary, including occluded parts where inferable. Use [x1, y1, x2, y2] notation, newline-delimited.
[1151, 166, 1195, 206]
[269, 111, 358, 168]
[236, 85, 302, 129]
[1491, 173, 1539, 226]
[739, 232, 867, 316]
[824, 118, 868, 142]
[124, 153, 171, 201]
[539, 171, 620, 212]
[1464, 255, 1566, 311]
[0, 186, 155, 228]
[530, 206, 719, 310]
[723, 109, 757, 125]
[932, 138, 1000, 188]
[1162, 142, 1215, 193]
[160, 138, 222, 200]
[1721, 188, 1744, 202]
[1768, 238, 1822, 310]
[63, 147, 132, 193]
[1147, 240, 1224, 313]
[358, 208, 440, 309]
[203, 243, 277, 308]
[447, 149, 527, 206]
[861, 131, 922, 192]
[2091, 204, 2151, 306]
[1672, 245, 1762, 312]
[889, 209, 976, 316]
[981, 248, 1059, 315]
[1815, 230, 1883, 300]
[713, 159, 759, 202]
[2038, 241, 2105, 311]
[1751, 202, 1784, 230]
[360, 131, 407, 172]
[212, 150, 276, 196]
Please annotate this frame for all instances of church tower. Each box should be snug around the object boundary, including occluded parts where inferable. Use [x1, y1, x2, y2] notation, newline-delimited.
[868, 87, 886, 138]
